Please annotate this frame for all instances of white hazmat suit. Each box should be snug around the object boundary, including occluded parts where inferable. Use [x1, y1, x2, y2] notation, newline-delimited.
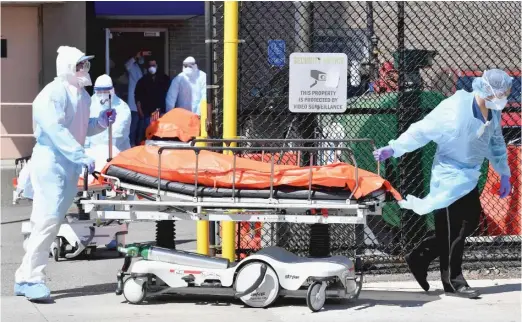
[14, 46, 116, 301]
[165, 56, 206, 115]
[86, 74, 132, 153]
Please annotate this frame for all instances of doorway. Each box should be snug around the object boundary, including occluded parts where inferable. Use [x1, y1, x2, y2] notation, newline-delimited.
[105, 28, 168, 104]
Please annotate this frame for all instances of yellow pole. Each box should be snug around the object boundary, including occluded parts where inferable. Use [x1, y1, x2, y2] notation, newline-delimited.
[222, 0, 239, 262]
[196, 98, 209, 255]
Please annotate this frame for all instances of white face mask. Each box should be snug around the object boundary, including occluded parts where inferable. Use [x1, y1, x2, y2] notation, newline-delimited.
[183, 67, 194, 76]
[95, 91, 113, 106]
[97, 93, 110, 104]
[76, 71, 92, 87]
[148, 66, 157, 75]
[485, 97, 508, 111]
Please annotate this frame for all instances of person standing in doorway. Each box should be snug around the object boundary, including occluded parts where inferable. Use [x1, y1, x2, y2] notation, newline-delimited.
[124, 50, 149, 146]
[165, 56, 206, 115]
[135, 56, 171, 144]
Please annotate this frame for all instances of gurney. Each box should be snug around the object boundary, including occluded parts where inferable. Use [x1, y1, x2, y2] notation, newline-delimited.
[79, 138, 401, 311]
[84, 138, 400, 224]
[13, 147, 129, 261]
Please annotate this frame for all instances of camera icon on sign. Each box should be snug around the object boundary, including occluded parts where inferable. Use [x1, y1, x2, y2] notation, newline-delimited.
[310, 70, 327, 88]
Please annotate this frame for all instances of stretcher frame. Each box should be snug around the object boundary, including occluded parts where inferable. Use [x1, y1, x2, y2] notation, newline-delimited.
[82, 138, 386, 225]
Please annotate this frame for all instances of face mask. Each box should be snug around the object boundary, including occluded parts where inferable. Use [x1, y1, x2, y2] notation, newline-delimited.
[138, 57, 145, 65]
[97, 93, 110, 104]
[485, 97, 508, 111]
[183, 67, 194, 76]
[76, 71, 92, 87]
[148, 66, 157, 74]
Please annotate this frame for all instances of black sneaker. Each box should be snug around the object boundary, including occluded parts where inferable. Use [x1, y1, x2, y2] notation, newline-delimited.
[405, 253, 430, 291]
[446, 286, 481, 299]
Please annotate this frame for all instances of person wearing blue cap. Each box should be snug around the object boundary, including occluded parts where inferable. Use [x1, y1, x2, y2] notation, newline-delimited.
[13, 46, 116, 301]
[373, 69, 513, 298]
[86, 74, 131, 152]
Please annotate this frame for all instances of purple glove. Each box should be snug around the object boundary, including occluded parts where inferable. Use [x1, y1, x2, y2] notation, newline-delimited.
[373, 146, 394, 162]
[499, 175, 512, 199]
[82, 157, 95, 174]
[98, 108, 117, 128]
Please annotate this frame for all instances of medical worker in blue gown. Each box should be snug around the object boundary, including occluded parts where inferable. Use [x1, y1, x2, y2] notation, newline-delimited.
[14, 46, 116, 301]
[374, 69, 513, 299]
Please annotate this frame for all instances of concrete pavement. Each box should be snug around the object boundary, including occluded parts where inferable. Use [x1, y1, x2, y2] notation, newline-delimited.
[1, 205, 520, 322]
[2, 279, 520, 322]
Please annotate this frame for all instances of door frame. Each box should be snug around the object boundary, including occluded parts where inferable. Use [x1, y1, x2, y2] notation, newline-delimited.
[105, 27, 169, 76]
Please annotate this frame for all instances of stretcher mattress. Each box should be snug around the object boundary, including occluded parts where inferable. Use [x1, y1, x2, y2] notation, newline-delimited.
[106, 165, 380, 200]
[101, 146, 402, 201]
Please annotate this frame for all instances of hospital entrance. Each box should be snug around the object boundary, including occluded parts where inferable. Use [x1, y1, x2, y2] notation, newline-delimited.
[105, 29, 168, 104]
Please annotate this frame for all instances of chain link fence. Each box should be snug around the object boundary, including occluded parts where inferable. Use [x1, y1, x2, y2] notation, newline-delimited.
[209, 1, 521, 274]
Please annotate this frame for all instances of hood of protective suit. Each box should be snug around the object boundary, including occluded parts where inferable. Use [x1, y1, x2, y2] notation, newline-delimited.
[56, 46, 93, 87]
[94, 74, 116, 100]
[182, 56, 199, 79]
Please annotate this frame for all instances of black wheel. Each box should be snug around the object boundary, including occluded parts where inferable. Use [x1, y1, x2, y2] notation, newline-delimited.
[52, 247, 59, 261]
[306, 282, 326, 312]
[52, 237, 62, 262]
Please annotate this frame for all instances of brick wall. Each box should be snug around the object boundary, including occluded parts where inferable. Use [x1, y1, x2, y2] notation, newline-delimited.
[105, 16, 206, 78]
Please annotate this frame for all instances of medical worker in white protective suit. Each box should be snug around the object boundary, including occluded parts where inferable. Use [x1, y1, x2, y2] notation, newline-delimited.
[14, 46, 117, 301]
[85, 74, 131, 153]
[84, 75, 130, 247]
[373, 69, 513, 299]
[165, 56, 206, 115]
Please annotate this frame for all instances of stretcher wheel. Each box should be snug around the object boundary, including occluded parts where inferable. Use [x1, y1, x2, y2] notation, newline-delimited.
[51, 247, 59, 262]
[353, 257, 364, 299]
[123, 277, 147, 304]
[306, 281, 326, 312]
[234, 262, 280, 308]
[51, 237, 63, 262]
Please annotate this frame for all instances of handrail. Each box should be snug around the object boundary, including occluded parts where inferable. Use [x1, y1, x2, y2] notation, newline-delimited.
[1, 103, 34, 138]
[0, 134, 34, 138]
[0, 102, 32, 106]
[191, 137, 380, 176]
[155, 144, 360, 202]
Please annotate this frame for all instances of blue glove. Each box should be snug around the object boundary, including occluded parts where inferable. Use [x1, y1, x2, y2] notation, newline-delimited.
[98, 108, 117, 128]
[373, 146, 394, 162]
[82, 157, 95, 174]
[499, 175, 512, 199]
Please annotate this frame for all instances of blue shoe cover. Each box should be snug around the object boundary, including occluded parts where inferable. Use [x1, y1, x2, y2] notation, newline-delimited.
[24, 283, 51, 301]
[14, 283, 26, 296]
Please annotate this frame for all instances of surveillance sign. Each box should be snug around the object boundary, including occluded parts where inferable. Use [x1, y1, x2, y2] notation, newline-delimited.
[289, 53, 348, 113]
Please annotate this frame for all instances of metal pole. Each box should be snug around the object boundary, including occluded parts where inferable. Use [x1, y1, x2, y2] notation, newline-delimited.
[222, 0, 239, 262]
[366, 2, 378, 82]
[107, 94, 113, 162]
[205, 0, 217, 257]
[397, 2, 424, 251]
[294, 1, 311, 52]
[195, 1, 214, 257]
